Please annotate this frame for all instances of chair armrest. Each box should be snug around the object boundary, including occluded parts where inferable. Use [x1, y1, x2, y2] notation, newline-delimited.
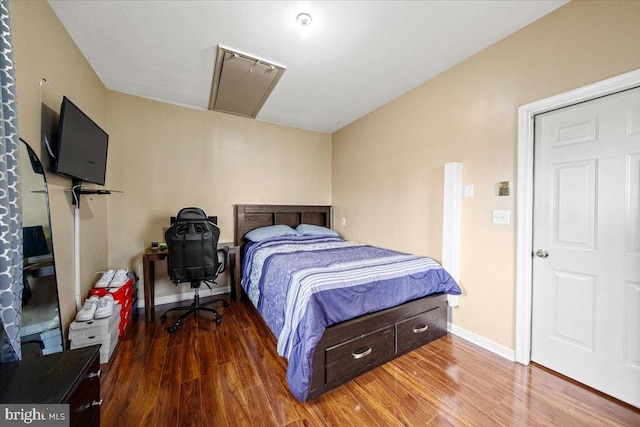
[217, 246, 230, 274]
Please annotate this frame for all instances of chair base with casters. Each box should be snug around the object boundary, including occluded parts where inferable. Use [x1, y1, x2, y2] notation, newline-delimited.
[160, 281, 229, 333]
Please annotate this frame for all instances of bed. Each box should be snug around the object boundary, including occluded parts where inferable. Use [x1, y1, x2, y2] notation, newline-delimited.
[233, 204, 461, 401]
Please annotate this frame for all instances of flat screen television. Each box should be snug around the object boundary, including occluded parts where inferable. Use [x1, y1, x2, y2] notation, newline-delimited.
[51, 96, 108, 186]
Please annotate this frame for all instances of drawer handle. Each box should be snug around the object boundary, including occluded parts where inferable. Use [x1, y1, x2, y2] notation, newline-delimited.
[87, 369, 101, 379]
[352, 347, 372, 360]
[82, 399, 103, 411]
[413, 324, 429, 334]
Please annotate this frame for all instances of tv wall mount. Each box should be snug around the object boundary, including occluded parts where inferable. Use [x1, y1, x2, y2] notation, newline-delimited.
[69, 179, 121, 207]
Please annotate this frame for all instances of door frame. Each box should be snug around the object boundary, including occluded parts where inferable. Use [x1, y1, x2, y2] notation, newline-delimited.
[515, 68, 640, 364]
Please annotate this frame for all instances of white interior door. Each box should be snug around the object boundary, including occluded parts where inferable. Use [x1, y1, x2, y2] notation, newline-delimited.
[532, 87, 640, 408]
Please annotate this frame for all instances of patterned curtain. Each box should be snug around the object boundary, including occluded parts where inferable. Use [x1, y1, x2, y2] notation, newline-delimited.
[0, 0, 22, 363]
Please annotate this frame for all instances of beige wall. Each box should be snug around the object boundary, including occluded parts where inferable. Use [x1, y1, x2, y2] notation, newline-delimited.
[11, 0, 639, 352]
[106, 92, 331, 300]
[10, 0, 330, 328]
[11, 0, 109, 330]
[332, 0, 640, 349]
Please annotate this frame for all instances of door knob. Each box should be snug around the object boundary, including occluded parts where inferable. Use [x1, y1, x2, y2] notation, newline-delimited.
[535, 249, 549, 258]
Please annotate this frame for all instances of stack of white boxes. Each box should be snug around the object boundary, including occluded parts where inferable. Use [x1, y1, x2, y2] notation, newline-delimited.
[68, 304, 121, 364]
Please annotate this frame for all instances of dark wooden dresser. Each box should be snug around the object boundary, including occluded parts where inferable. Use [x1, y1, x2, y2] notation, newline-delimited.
[0, 345, 102, 427]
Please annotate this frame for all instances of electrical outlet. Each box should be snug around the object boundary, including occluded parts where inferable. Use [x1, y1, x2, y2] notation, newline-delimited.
[464, 185, 474, 198]
[492, 210, 510, 225]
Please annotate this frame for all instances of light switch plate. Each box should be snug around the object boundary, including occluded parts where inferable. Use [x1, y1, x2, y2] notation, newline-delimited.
[492, 210, 510, 225]
[463, 185, 474, 198]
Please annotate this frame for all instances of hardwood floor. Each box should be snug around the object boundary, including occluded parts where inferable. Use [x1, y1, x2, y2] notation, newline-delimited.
[101, 296, 640, 426]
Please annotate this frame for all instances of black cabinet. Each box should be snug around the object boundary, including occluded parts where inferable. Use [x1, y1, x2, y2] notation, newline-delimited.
[0, 345, 101, 426]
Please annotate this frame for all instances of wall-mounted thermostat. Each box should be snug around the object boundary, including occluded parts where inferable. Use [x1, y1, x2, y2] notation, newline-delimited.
[498, 181, 510, 196]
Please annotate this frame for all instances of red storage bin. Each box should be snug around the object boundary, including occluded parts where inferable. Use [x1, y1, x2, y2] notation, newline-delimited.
[91, 278, 134, 337]
[90, 278, 133, 304]
[119, 305, 132, 337]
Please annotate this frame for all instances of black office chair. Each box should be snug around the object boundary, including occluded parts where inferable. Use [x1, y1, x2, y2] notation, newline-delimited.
[161, 207, 229, 333]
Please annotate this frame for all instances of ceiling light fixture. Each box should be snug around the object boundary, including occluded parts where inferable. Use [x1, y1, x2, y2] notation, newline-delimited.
[296, 12, 312, 38]
[297, 12, 312, 27]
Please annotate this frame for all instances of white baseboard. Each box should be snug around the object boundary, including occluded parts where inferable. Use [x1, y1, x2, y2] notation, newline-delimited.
[447, 322, 516, 362]
[138, 286, 230, 308]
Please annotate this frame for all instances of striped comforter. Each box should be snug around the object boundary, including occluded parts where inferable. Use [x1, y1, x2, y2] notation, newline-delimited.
[241, 235, 461, 401]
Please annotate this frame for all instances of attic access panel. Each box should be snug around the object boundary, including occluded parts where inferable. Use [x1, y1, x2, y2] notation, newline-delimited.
[209, 46, 286, 119]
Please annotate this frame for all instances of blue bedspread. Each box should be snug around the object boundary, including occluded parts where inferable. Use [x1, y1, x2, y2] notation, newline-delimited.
[241, 235, 461, 401]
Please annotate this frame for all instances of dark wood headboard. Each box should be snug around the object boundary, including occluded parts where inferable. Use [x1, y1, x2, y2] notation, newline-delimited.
[234, 204, 332, 246]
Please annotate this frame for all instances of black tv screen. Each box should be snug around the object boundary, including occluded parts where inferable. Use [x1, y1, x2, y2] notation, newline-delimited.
[23, 225, 49, 258]
[52, 97, 108, 186]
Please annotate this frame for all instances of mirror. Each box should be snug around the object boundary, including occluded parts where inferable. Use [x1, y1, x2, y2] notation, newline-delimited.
[19, 138, 63, 358]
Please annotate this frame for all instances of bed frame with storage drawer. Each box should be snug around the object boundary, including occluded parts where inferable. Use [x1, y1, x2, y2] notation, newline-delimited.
[234, 204, 449, 401]
[309, 292, 447, 399]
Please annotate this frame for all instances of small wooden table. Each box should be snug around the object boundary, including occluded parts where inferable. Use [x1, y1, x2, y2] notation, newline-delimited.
[142, 244, 240, 322]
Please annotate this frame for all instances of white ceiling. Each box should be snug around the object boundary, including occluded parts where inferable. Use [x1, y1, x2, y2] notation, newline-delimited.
[48, 1, 568, 134]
